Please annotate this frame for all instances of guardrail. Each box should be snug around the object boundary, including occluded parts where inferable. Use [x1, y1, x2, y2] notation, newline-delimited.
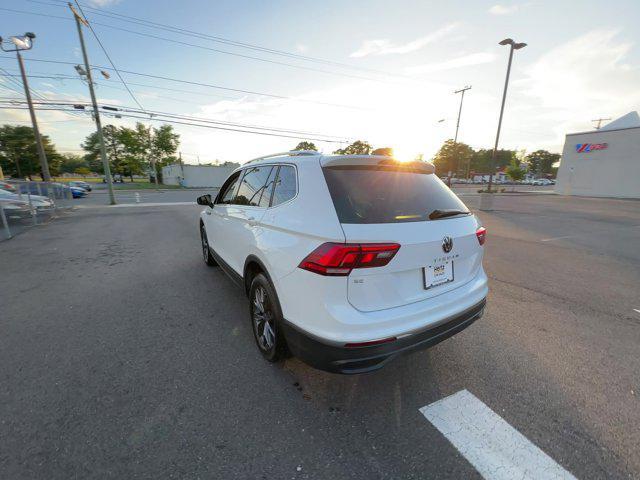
[1, 181, 76, 240]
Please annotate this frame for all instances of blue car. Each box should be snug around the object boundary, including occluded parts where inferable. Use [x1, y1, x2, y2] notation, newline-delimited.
[70, 186, 88, 198]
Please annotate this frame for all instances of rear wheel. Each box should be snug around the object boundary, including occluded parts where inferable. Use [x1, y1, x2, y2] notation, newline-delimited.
[200, 224, 217, 266]
[249, 273, 288, 362]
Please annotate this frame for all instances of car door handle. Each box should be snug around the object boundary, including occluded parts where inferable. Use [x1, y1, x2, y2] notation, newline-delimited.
[247, 216, 258, 226]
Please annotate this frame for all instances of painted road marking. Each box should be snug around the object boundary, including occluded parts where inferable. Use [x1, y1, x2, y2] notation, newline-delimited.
[634, 309, 640, 314]
[419, 390, 577, 480]
[540, 234, 576, 242]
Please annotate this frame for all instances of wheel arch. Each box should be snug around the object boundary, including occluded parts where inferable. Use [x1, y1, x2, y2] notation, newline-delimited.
[243, 255, 275, 297]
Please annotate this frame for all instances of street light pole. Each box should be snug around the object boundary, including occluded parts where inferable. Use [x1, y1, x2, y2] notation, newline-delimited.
[0, 33, 51, 181]
[453, 85, 471, 182]
[69, 4, 116, 205]
[447, 85, 472, 187]
[487, 38, 526, 194]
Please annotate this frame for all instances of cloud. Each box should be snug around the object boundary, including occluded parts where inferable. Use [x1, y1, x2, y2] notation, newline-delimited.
[350, 23, 460, 58]
[405, 52, 497, 74]
[509, 28, 640, 148]
[488, 4, 520, 15]
[523, 29, 640, 110]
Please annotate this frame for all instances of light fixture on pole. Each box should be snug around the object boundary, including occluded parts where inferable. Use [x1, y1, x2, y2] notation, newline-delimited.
[0, 32, 51, 181]
[486, 38, 526, 195]
[74, 64, 110, 80]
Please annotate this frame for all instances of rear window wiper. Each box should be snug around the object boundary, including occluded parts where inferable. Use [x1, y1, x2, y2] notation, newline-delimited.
[428, 209, 470, 220]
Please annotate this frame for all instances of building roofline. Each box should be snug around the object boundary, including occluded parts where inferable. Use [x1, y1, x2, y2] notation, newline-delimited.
[566, 125, 640, 137]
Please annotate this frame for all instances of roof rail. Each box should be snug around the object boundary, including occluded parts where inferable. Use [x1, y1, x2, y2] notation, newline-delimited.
[245, 150, 319, 165]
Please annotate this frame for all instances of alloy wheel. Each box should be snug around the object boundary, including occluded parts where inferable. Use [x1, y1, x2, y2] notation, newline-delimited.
[201, 226, 209, 262]
[252, 286, 275, 350]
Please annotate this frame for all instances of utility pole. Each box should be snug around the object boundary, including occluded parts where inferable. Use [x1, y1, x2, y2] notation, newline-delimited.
[147, 114, 159, 188]
[0, 33, 51, 181]
[452, 85, 471, 183]
[69, 3, 116, 205]
[591, 117, 611, 130]
[487, 38, 526, 194]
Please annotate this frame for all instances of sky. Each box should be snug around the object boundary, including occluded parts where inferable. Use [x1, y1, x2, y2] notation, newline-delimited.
[1, 0, 639, 165]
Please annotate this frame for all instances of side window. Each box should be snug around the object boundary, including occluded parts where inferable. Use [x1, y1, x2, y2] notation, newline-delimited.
[234, 166, 273, 206]
[217, 172, 241, 204]
[271, 165, 297, 206]
[259, 167, 278, 207]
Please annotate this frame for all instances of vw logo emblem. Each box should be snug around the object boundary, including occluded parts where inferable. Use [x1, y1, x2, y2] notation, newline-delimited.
[442, 236, 453, 253]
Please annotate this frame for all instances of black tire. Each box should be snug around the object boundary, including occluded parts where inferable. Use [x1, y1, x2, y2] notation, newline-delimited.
[249, 273, 288, 362]
[200, 224, 218, 267]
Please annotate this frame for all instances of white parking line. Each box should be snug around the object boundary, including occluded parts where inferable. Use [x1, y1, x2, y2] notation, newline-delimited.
[634, 309, 640, 314]
[419, 390, 577, 480]
[540, 234, 576, 242]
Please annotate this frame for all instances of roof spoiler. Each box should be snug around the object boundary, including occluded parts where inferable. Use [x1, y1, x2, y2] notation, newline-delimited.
[321, 155, 435, 174]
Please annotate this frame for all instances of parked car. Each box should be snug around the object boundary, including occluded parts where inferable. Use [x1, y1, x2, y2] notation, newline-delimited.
[103, 174, 124, 183]
[0, 181, 17, 193]
[70, 186, 88, 198]
[0, 198, 33, 219]
[532, 178, 554, 186]
[197, 152, 488, 374]
[0, 189, 54, 209]
[68, 181, 92, 191]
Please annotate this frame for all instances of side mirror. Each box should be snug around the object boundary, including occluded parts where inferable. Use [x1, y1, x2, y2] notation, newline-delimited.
[196, 194, 213, 207]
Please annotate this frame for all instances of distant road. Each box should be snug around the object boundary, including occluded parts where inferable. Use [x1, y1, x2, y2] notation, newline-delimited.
[79, 185, 553, 206]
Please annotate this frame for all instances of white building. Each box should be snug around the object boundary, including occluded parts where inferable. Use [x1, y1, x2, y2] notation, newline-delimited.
[555, 112, 640, 198]
[162, 164, 237, 188]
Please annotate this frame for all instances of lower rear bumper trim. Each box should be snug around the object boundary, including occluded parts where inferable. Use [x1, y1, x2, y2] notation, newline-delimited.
[281, 298, 486, 374]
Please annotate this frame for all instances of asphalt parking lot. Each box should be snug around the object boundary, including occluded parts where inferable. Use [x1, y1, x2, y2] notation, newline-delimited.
[1, 194, 638, 479]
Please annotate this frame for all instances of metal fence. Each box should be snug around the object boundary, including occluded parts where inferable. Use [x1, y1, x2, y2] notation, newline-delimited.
[0, 181, 76, 240]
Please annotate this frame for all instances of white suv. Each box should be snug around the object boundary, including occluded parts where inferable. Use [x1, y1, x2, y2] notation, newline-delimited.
[197, 151, 488, 374]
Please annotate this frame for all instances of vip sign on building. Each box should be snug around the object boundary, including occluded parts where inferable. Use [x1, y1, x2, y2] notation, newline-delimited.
[555, 112, 640, 198]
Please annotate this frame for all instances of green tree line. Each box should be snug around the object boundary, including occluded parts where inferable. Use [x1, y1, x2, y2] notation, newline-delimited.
[295, 139, 559, 178]
[0, 122, 180, 180]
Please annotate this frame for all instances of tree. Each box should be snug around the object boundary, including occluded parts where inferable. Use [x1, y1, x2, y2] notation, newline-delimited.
[82, 124, 125, 176]
[151, 124, 180, 181]
[470, 148, 516, 175]
[81, 123, 180, 182]
[371, 147, 393, 156]
[119, 124, 150, 181]
[294, 141, 317, 151]
[505, 158, 525, 182]
[432, 139, 474, 177]
[74, 166, 91, 176]
[0, 125, 60, 179]
[59, 153, 89, 174]
[333, 140, 372, 155]
[525, 150, 560, 176]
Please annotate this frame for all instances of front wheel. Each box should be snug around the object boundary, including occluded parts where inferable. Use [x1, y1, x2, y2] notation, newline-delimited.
[200, 224, 217, 267]
[249, 273, 288, 362]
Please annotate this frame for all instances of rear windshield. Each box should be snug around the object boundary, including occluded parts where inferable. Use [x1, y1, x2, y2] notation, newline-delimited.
[322, 166, 469, 224]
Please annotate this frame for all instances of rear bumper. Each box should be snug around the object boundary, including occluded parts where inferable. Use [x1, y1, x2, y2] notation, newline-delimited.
[282, 298, 486, 374]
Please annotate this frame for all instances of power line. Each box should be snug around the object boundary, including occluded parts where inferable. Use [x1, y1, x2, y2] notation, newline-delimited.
[0, 57, 373, 110]
[1, 5, 409, 86]
[0, 98, 350, 140]
[25, 0, 412, 80]
[71, 1, 146, 112]
[0, 104, 349, 143]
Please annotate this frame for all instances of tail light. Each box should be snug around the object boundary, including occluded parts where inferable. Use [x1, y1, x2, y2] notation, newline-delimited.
[299, 242, 400, 276]
[476, 227, 487, 246]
